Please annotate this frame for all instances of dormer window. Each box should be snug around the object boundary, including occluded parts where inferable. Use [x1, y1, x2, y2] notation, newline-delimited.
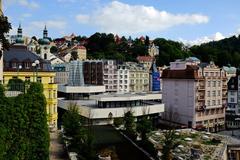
[12, 62, 17, 68]
[25, 62, 30, 69]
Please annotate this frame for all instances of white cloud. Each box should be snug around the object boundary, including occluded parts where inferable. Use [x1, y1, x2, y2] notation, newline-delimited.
[179, 32, 225, 46]
[75, 1, 209, 35]
[5, 0, 39, 9]
[76, 14, 90, 24]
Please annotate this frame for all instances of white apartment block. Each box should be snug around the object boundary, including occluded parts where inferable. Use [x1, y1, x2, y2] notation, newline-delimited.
[162, 58, 227, 132]
[117, 64, 130, 93]
[103, 60, 118, 92]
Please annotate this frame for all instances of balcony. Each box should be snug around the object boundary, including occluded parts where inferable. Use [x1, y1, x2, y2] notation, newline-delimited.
[197, 96, 205, 101]
[198, 85, 205, 90]
[196, 105, 206, 112]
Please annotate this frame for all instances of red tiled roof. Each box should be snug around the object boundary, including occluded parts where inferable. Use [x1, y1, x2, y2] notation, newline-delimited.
[74, 45, 86, 50]
[137, 56, 153, 62]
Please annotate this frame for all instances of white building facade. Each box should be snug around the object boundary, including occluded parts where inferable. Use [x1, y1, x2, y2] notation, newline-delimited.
[103, 60, 118, 92]
[162, 59, 227, 132]
[117, 64, 130, 93]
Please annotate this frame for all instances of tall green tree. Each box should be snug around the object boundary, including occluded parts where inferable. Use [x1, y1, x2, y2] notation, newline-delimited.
[26, 82, 49, 160]
[136, 116, 152, 141]
[0, 15, 12, 51]
[161, 129, 180, 160]
[123, 110, 136, 139]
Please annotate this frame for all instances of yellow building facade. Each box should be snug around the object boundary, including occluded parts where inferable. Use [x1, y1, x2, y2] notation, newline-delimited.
[3, 71, 58, 129]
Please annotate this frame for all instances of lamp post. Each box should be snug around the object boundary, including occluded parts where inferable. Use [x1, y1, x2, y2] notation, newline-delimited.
[32, 62, 36, 82]
[32, 60, 40, 82]
[17, 64, 22, 78]
[35, 60, 39, 82]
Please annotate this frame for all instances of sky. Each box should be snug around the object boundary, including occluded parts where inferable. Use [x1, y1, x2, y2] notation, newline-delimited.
[3, 0, 240, 45]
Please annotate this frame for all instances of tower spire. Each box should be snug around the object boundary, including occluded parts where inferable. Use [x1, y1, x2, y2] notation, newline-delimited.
[43, 25, 48, 38]
[17, 22, 22, 38]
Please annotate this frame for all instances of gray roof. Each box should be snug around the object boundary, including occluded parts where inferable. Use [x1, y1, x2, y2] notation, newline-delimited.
[3, 45, 53, 72]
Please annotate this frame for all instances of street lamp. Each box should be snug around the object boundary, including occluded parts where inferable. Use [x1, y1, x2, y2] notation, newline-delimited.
[17, 64, 22, 78]
[35, 60, 40, 81]
[32, 60, 40, 82]
[32, 62, 36, 82]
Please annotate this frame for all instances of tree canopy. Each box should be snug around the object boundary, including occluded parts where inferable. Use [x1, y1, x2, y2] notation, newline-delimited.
[0, 82, 49, 160]
[0, 15, 12, 51]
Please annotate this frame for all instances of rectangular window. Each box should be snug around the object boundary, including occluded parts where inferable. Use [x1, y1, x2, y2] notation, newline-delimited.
[207, 81, 211, 87]
[213, 81, 216, 87]
[231, 98, 235, 103]
[207, 91, 210, 97]
[212, 100, 216, 106]
[53, 90, 56, 98]
[25, 76, 30, 82]
[207, 100, 210, 106]
[230, 91, 235, 96]
[218, 81, 221, 87]
[37, 77, 42, 83]
[212, 91, 216, 97]
[49, 90, 52, 99]
[218, 90, 221, 96]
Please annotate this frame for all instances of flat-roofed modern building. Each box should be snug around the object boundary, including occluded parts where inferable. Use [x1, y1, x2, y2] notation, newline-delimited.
[58, 91, 164, 125]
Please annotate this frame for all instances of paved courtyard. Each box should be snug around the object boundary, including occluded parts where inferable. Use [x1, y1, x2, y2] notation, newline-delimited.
[50, 131, 69, 160]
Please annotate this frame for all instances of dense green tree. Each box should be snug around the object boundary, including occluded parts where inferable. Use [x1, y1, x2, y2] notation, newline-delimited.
[50, 46, 58, 53]
[136, 116, 152, 141]
[161, 129, 180, 160]
[190, 35, 240, 67]
[62, 103, 96, 160]
[154, 38, 191, 66]
[123, 111, 136, 139]
[70, 51, 78, 61]
[0, 82, 49, 160]
[0, 15, 12, 51]
[25, 83, 49, 160]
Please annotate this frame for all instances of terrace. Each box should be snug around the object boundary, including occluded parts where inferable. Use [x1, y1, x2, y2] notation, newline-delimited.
[149, 129, 240, 160]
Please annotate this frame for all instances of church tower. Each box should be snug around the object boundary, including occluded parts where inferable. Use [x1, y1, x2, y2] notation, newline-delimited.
[38, 25, 51, 60]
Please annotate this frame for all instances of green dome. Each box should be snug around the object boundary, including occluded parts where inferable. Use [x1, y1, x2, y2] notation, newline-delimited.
[38, 38, 50, 45]
[16, 37, 24, 44]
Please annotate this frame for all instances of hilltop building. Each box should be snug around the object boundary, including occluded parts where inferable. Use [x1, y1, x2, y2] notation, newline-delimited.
[162, 57, 227, 132]
[137, 56, 153, 70]
[148, 43, 159, 57]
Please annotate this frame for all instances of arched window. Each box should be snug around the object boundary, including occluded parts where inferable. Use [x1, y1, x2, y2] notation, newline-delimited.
[44, 53, 47, 59]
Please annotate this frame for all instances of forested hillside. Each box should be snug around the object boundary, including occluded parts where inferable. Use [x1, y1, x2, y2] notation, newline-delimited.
[71, 33, 240, 67]
[190, 35, 240, 67]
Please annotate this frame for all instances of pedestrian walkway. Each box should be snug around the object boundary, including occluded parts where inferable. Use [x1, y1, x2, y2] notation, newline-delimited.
[50, 130, 69, 160]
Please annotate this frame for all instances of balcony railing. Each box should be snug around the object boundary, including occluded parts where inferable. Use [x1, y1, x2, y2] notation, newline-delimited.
[198, 96, 205, 101]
